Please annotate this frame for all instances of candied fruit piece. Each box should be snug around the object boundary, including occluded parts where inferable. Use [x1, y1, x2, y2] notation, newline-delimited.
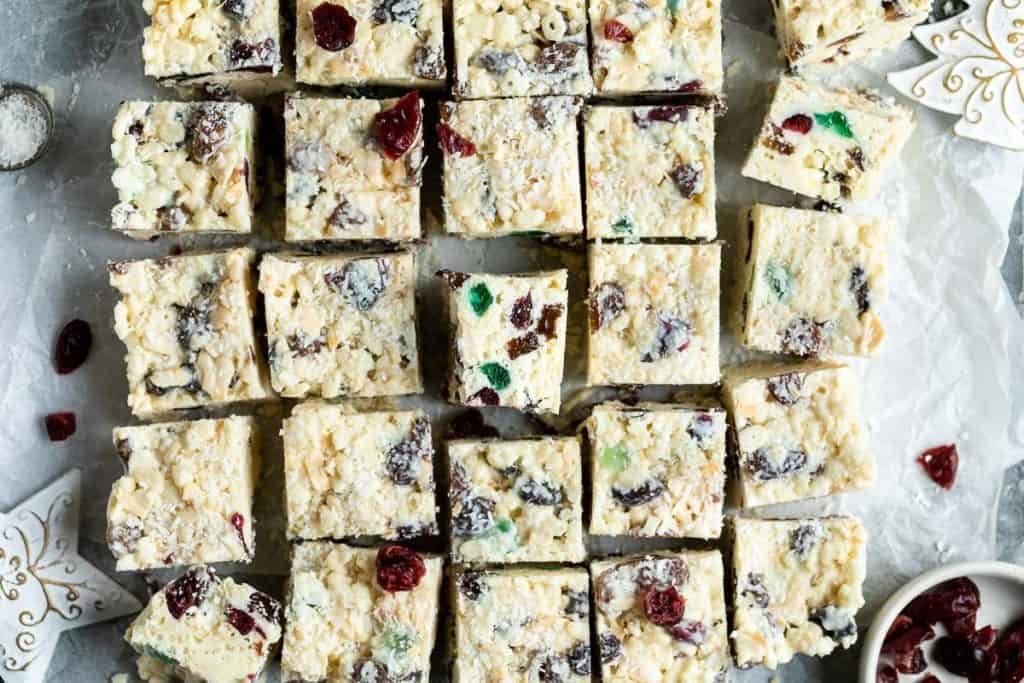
[918, 444, 959, 490]
[642, 586, 685, 626]
[374, 92, 421, 160]
[55, 318, 92, 374]
[438, 123, 477, 157]
[311, 2, 357, 51]
[604, 19, 634, 42]
[782, 114, 813, 134]
[375, 544, 426, 592]
[44, 412, 76, 442]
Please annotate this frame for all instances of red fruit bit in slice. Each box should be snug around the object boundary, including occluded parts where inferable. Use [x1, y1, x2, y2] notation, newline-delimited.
[311, 2, 357, 51]
[604, 19, 634, 42]
[677, 79, 703, 93]
[877, 665, 898, 683]
[782, 114, 814, 134]
[165, 567, 214, 620]
[45, 412, 76, 441]
[230, 512, 252, 559]
[225, 607, 257, 636]
[376, 544, 426, 592]
[55, 318, 92, 374]
[437, 123, 476, 157]
[374, 91, 421, 160]
[918, 443, 958, 490]
[468, 387, 500, 406]
[642, 586, 685, 626]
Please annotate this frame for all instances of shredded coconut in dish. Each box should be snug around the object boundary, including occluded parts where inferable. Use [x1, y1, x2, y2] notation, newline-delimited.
[0, 89, 48, 168]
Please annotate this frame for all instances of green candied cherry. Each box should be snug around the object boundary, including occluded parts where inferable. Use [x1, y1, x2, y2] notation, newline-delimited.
[764, 259, 796, 302]
[480, 362, 511, 390]
[143, 647, 178, 666]
[371, 624, 418, 673]
[612, 216, 635, 235]
[483, 517, 518, 555]
[468, 282, 493, 316]
[600, 444, 630, 473]
[814, 111, 854, 139]
[667, 0, 679, 15]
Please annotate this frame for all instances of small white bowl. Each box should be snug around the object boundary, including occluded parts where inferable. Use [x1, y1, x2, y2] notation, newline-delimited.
[859, 561, 1024, 683]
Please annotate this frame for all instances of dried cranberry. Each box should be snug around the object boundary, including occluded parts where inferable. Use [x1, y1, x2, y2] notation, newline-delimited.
[457, 572, 486, 601]
[157, 205, 189, 232]
[507, 333, 540, 360]
[669, 163, 701, 199]
[563, 588, 589, 619]
[326, 258, 390, 311]
[643, 586, 684, 626]
[453, 496, 496, 536]
[467, 387, 500, 406]
[767, 373, 803, 405]
[186, 105, 228, 163]
[604, 19, 634, 42]
[745, 447, 808, 481]
[933, 627, 999, 677]
[510, 293, 533, 328]
[55, 318, 92, 374]
[225, 607, 256, 636]
[375, 544, 426, 592]
[536, 304, 563, 339]
[742, 574, 771, 609]
[789, 523, 820, 557]
[535, 653, 569, 683]
[894, 647, 927, 674]
[228, 38, 277, 67]
[311, 2, 357, 51]
[633, 105, 690, 129]
[222, 0, 249, 20]
[640, 315, 691, 362]
[165, 567, 213, 619]
[374, 92, 421, 160]
[517, 478, 562, 506]
[535, 41, 580, 74]
[287, 331, 326, 358]
[764, 122, 795, 155]
[475, 48, 521, 75]
[668, 619, 707, 645]
[877, 665, 898, 683]
[903, 577, 980, 634]
[882, 619, 934, 655]
[611, 478, 665, 507]
[850, 266, 870, 316]
[991, 618, 1024, 682]
[918, 444, 958, 490]
[372, 0, 418, 24]
[634, 558, 688, 587]
[782, 114, 814, 134]
[590, 282, 626, 330]
[599, 633, 622, 663]
[414, 45, 445, 79]
[230, 512, 252, 558]
[437, 123, 476, 157]
[567, 642, 590, 675]
[780, 318, 824, 356]
[677, 79, 703, 93]
[446, 410, 499, 439]
[386, 418, 430, 486]
[248, 591, 283, 625]
[45, 413, 76, 442]
[687, 413, 715, 444]
[329, 199, 367, 229]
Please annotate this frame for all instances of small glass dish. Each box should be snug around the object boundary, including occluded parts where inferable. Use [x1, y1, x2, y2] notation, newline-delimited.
[0, 82, 54, 172]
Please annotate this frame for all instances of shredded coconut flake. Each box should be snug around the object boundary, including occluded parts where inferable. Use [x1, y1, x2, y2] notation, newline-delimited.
[0, 91, 48, 167]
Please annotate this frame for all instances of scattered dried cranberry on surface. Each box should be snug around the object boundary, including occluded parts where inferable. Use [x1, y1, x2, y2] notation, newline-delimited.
[643, 586, 685, 625]
[782, 114, 814, 134]
[604, 19, 634, 42]
[311, 2, 357, 51]
[437, 123, 476, 157]
[374, 91, 421, 160]
[510, 293, 533, 329]
[55, 318, 92, 374]
[634, 105, 689, 129]
[376, 544, 426, 592]
[165, 567, 213, 619]
[918, 444, 958, 490]
[877, 665, 898, 683]
[45, 412, 76, 441]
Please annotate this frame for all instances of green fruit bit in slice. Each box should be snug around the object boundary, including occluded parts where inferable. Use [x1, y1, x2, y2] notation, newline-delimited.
[480, 362, 511, 390]
[468, 282, 493, 316]
[372, 624, 417, 672]
[667, 0, 679, 15]
[612, 216, 635, 234]
[484, 517, 519, 554]
[600, 445, 631, 472]
[814, 111, 854, 139]
[764, 259, 796, 302]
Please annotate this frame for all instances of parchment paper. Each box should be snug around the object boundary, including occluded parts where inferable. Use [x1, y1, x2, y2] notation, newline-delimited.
[1, 1, 1023, 681]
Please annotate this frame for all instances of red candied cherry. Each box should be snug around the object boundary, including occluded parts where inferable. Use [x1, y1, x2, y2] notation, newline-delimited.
[437, 123, 476, 157]
[642, 586, 685, 626]
[782, 114, 814, 134]
[604, 19, 634, 42]
[376, 544, 426, 592]
[374, 91, 421, 160]
[55, 318, 92, 375]
[311, 2, 357, 51]
[918, 444, 958, 490]
[45, 412, 76, 441]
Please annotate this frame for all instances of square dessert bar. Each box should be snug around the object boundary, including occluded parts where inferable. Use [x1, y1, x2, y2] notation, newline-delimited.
[452, 567, 591, 682]
[591, 551, 730, 682]
[452, 0, 592, 98]
[439, 269, 568, 413]
[107, 416, 258, 571]
[282, 403, 438, 540]
[722, 362, 875, 507]
[589, 0, 723, 96]
[586, 402, 726, 538]
[730, 516, 867, 669]
[296, 0, 445, 87]
[142, 0, 283, 83]
[111, 101, 256, 238]
[734, 204, 891, 357]
[774, 0, 930, 71]
[125, 566, 283, 683]
[584, 104, 716, 239]
[587, 243, 721, 386]
[284, 94, 423, 242]
[108, 247, 272, 419]
[742, 76, 915, 201]
[282, 542, 442, 682]
[259, 250, 422, 399]
[439, 97, 584, 237]
[448, 437, 585, 563]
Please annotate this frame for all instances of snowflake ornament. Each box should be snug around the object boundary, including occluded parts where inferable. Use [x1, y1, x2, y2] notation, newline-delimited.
[888, 0, 1024, 150]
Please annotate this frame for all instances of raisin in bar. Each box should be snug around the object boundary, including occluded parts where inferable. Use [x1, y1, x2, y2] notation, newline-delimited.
[453, 0, 592, 98]
[142, 0, 283, 84]
[282, 403, 437, 540]
[448, 437, 585, 563]
[285, 94, 423, 242]
[774, 0, 930, 71]
[586, 402, 726, 538]
[734, 204, 891, 357]
[439, 269, 567, 413]
[730, 516, 867, 669]
[439, 97, 584, 238]
[111, 101, 255, 238]
[296, 0, 445, 86]
[587, 243, 720, 386]
[109, 247, 272, 419]
[259, 250, 422, 399]
[592, 551, 730, 682]
[742, 76, 914, 201]
[452, 567, 592, 681]
[589, 0, 723, 96]
[107, 416, 258, 571]
[125, 566, 283, 683]
[584, 104, 716, 239]
[282, 542, 442, 682]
